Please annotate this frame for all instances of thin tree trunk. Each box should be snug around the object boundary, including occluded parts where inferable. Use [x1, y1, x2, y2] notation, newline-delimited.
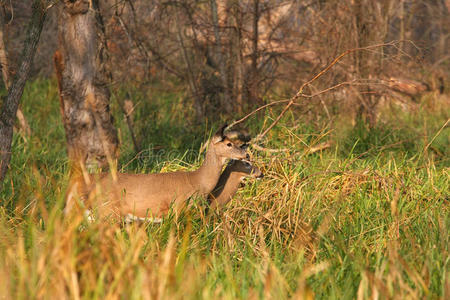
[353, 0, 377, 128]
[398, 0, 404, 55]
[174, 8, 203, 119]
[210, 0, 233, 114]
[0, 10, 32, 138]
[0, 0, 46, 185]
[56, 0, 118, 173]
[234, 10, 244, 115]
[251, 0, 259, 81]
[247, 0, 260, 105]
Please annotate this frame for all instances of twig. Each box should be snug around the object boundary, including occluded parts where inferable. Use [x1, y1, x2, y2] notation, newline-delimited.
[423, 118, 449, 154]
[257, 99, 294, 140]
[301, 80, 357, 98]
[250, 143, 289, 153]
[15, 109, 31, 137]
[229, 80, 361, 130]
[228, 99, 291, 128]
[308, 141, 332, 153]
[257, 41, 401, 141]
[251, 141, 331, 154]
[230, 41, 402, 142]
[118, 96, 141, 153]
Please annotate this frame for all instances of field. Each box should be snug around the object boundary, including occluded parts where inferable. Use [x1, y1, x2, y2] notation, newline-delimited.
[0, 79, 449, 299]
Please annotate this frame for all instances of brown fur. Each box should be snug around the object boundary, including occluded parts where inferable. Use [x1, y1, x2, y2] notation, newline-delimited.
[65, 126, 249, 220]
[208, 160, 262, 209]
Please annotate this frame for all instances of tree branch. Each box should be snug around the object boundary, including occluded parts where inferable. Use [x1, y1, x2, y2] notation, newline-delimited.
[230, 41, 402, 142]
[0, 0, 46, 185]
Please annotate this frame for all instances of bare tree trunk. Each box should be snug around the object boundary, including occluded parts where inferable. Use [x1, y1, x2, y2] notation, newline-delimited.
[251, 0, 259, 82]
[0, 0, 46, 185]
[174, 7, 203, 119]
[398, 0, 405, 55]
[250, 0, 260, 103]
[56, 0, 118, 172]
[353, 0, 378, 128]
[0, 9, 32, 138]
[210, 0, 233, 114]
[234, 8, 244, 115]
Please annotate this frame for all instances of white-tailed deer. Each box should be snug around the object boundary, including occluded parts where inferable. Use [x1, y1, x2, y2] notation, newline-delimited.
[207, 159, 263, 210]
[66, 125, 249, 221]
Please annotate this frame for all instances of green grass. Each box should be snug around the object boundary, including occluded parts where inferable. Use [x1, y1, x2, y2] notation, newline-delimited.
[0, 78, 449, 299]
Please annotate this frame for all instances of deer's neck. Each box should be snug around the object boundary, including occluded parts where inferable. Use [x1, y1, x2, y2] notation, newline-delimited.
[191, 147, 225, 195]
[219, 172, 243, 199]
[209, 168, 243, 209]
[211, 166, 233, 198]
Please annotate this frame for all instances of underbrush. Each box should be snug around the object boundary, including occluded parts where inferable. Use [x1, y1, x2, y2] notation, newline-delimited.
[0, 79, 448, 299]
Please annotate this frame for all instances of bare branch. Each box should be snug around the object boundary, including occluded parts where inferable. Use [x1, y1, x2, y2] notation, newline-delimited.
[252, 41, 403, 141]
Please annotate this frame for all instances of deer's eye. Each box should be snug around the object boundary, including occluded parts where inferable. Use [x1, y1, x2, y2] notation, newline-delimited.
[227, 143, 232, 147]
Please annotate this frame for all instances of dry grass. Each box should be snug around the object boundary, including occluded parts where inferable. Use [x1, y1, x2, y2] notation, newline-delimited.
[0, 79, 448, 299]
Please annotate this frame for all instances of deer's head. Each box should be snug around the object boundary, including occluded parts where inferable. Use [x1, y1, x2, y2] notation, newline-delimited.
[210, 124, 249, 163]
[228, 160, 263, 179]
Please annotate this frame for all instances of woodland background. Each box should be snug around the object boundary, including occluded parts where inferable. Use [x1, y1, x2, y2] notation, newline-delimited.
[0, 0, 448, 299]
[4, 0, 449, 121]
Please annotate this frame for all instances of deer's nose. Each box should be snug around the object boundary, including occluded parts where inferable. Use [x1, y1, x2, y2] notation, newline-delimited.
[245, 153, 250, 160]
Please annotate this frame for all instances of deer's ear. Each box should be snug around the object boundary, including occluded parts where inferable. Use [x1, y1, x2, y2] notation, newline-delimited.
[212, 124, 228, 144]
[241, 143, 249, 150]
[224, 128, 251, 144]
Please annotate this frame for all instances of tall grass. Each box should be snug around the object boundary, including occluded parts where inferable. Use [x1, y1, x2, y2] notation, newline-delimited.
[0, 79, 448, 299]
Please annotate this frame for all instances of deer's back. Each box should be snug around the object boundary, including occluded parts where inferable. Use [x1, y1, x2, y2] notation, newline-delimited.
[90, 171, 196, 218]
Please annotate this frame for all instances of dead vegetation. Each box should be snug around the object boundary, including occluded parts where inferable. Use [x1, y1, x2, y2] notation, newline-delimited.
[0, 0, 448, 298]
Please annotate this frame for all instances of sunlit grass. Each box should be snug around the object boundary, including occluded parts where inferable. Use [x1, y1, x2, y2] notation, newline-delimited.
[0, 79, 448, 299]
